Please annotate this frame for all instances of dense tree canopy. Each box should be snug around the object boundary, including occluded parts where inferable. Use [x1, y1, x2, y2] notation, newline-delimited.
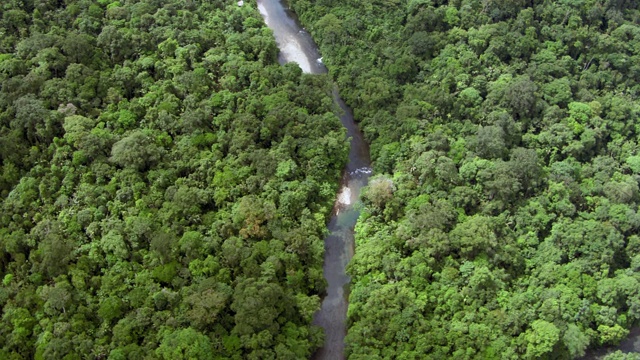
[287, 0, 640, 358]
[5, 0, 640, 358]
[0, 0, 349, 358]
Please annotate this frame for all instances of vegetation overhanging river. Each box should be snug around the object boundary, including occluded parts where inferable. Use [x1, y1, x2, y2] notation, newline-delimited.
[256, 0, 372, 359]
[255, 0, 640, 359]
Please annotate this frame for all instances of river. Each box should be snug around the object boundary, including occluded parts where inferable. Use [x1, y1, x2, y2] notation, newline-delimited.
[256, 0, 372, 359]
[580, 327, 640, 359]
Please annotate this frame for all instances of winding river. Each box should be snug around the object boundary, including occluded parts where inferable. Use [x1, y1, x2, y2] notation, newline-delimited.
[256, 0, 371, 359]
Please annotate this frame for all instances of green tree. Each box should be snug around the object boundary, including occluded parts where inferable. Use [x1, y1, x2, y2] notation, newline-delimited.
[563, 324, 590, 358]
[12, 94, 54, 144]
[525, 320, 560, 359]
[156, 328, 214, 360]
[110, 130, 164, 171]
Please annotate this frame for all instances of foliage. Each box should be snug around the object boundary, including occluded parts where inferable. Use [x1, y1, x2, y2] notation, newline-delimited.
[288, 0, 640, 358]
[0, 0, 348, 357]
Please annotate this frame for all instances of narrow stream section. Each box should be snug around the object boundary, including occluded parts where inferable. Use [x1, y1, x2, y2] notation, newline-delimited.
[580, 327, 640, 359]
[256, 0, 372, 359]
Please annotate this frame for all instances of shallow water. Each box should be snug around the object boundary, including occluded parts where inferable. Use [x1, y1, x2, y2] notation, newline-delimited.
[256, 0, 325, 74]
[256, 1, 372, 359]
[580, 327, 640, 359]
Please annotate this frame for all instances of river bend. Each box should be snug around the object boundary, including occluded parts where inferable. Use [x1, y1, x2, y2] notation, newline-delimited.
[256, 0, 372, 359]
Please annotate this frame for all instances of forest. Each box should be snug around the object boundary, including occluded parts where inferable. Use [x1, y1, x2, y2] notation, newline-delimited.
[0, 0, 351, 358]
[4, 0, 640, 359]
[285, 0, 640, 358]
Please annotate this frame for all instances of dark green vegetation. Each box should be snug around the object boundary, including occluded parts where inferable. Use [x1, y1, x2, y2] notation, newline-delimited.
[289, 0, 640, 358]
[0, 0, 349, 358]
[605, 351, 640, 360]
